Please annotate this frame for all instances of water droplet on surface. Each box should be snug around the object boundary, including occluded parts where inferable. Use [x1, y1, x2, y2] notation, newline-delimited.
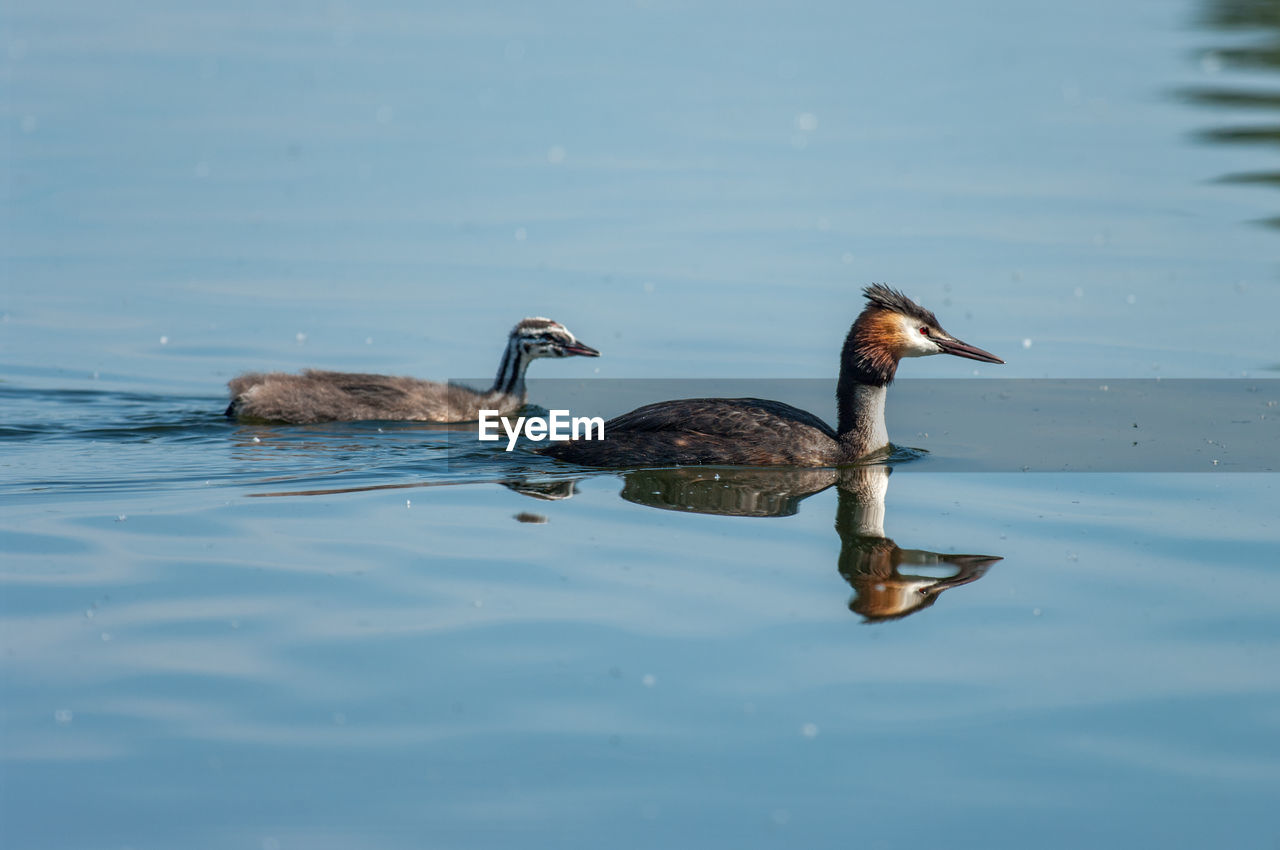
[642, 674, 656, 687]
[295, 332, 307, 344]
[801, 723, 819, 738]
[54, 709, 73, 725]
[159, 335, 169, 345]
[1022, 338, 1032, 349]
[794, 112, 818, 132]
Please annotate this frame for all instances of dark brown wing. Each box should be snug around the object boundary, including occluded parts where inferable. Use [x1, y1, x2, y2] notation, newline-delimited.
[542, 397, 838, 467]
[605, 398, 837, 439]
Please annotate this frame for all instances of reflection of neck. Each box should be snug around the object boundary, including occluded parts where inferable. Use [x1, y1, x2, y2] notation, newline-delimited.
[835, 466, 889, 537]
[488, 337, 531, 398]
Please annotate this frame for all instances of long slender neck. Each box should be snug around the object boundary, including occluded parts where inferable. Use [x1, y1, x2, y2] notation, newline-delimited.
[488, 336, 532, 399]
[835, 314, 896, 461]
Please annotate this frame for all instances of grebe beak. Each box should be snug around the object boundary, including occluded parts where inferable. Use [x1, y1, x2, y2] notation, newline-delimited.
[935, 336, 1004, 364]
[559, 341, 601, 358]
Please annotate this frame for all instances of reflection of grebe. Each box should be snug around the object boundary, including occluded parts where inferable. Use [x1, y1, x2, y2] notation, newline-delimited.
[613, 464, 1000, 622]
[834, 468, 998, 623]
[545, 285, 1001, 467]
[225, 318, 599, 424]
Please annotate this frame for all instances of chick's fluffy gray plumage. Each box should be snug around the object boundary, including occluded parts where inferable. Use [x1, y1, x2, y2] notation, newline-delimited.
[226, 370, 505, 424]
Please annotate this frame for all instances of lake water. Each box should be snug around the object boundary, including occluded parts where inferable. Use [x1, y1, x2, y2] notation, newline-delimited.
[3, 0, 1279, 848]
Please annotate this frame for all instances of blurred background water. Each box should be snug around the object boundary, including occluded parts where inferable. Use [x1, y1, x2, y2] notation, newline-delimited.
[2, 0, 1279, 848]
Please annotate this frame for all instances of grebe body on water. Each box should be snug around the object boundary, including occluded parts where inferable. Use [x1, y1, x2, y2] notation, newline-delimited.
[543, 285, 1002, 467]
[226, 317, 599, 424]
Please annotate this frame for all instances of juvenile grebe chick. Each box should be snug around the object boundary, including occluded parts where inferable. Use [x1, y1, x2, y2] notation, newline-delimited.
[543, 285, 1002, 467]
[226, 317, 599, 424]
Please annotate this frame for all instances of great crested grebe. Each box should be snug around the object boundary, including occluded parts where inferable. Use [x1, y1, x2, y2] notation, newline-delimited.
[226, 317, 599, 424]
[543, 285, 1002, 467]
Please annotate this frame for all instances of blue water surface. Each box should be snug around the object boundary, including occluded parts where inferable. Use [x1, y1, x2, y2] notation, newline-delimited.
[3, 0, 1280, 848]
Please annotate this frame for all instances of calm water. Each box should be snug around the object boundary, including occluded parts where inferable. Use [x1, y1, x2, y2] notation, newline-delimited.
[4, 0, 1280, 848]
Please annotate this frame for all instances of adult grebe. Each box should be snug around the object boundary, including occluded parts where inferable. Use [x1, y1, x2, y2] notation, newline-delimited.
[226, 317, 599, 424]
[542, 285, 1002, 466]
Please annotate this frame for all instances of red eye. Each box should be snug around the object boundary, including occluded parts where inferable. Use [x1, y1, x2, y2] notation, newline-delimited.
[919, 327, 929, 336]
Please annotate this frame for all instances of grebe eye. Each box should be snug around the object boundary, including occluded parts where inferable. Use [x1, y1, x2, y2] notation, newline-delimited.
[919, 327, 929, 336]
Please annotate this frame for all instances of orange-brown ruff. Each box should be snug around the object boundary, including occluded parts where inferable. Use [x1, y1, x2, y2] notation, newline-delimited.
[226, 318, 598, 424]
[542, 285, 1002, 467]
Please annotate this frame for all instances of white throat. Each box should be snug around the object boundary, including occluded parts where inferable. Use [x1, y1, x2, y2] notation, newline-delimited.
[854, 383, 889, 454]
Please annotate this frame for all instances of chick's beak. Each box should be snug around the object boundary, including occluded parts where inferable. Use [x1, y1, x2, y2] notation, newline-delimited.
[559, 341, 600, 357]
[935, 336, 1004, 364]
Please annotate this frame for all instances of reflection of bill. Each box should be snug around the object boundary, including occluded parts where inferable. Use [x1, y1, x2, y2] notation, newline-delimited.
[613, 464, 1001, 623]
[834, 470, 998, 622]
